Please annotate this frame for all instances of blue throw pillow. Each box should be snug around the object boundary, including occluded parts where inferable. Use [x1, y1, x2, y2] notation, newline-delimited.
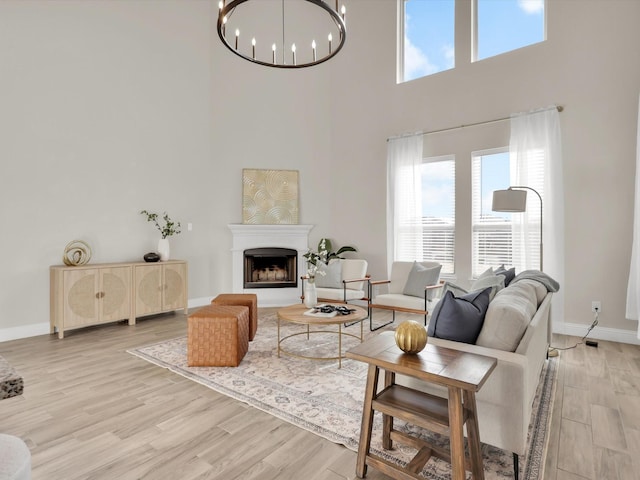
[427, 287, 492, 344]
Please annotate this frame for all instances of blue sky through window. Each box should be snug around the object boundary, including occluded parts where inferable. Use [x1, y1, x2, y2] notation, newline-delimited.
[404, 0, 455, 81]
[477, 0, 545, 60]
[478, 151, 511, 219]
[404, 0, 545, 82]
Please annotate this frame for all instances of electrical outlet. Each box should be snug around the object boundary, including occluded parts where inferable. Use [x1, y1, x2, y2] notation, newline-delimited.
[591, 301, 601, 313]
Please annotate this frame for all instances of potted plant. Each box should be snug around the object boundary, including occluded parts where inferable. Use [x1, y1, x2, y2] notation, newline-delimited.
[140, 210, 181, 261]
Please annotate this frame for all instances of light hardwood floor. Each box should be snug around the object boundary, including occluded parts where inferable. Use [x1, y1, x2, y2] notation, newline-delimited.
[0, 309, 639, 480]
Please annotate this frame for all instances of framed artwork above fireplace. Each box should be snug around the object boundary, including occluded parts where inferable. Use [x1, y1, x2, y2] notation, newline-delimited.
[242, 169, 299, 225]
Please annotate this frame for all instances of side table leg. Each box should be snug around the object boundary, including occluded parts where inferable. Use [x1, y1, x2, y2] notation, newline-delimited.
[356, 365, 379, 478]
[464, 390, 485, 480]
[448, 386, 465, 480]
[382, 370, 395, 450]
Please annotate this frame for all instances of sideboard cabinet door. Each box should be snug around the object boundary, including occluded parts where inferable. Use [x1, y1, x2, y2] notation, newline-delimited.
[134, 261, 188, 318]
[51, 265, 132, 339]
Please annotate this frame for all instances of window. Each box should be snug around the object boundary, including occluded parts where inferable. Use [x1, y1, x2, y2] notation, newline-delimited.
[421, 156, 455, 274]
[399, 0, 545, 82]
[474, 0, 545, 61]
[392, 154, 455, 274]
[472, 148, 543, 276]
[401, 0, 455, 82]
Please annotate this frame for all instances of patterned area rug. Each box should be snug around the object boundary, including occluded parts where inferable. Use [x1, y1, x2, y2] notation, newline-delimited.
[128, 312, 557, 480]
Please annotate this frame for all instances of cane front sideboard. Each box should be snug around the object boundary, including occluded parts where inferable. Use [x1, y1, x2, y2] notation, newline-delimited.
[50, 260, 187, 338]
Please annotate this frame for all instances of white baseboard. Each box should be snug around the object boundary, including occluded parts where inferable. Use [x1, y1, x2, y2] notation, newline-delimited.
[0, 322, 51, 343]
[554, 322, 640, 345]
[1, 297, 216, 343]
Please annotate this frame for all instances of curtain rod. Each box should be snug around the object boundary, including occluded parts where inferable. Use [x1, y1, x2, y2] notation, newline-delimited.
[387, 105, 564, 142]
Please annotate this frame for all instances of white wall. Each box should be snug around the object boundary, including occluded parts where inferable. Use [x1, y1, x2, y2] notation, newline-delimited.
[1, 0, 639, 343]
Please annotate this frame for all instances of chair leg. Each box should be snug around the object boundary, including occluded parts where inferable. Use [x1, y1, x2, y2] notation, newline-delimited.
[369, 307, 394, 332]
[513, 453, 519, 480]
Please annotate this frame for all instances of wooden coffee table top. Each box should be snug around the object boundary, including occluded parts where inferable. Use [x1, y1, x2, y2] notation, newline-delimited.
[277, 303, 368, 326]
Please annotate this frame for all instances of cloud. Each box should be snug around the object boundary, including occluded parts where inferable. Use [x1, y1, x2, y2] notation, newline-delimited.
[518, 0, 544, 14]
[404, 36, 438, 80]
[442, 44, 455, 69]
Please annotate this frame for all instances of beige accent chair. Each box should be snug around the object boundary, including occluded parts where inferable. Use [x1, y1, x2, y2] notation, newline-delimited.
[368, 260, 444, 331]
[300, 259, 369, 304]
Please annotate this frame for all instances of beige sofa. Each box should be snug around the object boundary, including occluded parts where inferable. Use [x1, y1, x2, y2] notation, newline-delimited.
[392, 276, 554, 478]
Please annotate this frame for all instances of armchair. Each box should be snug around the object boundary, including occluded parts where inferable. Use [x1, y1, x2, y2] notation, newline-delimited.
[368, 261, 444, 331]
[300, 259, 369, 305]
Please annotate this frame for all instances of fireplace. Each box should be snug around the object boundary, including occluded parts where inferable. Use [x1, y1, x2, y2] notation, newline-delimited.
[244, 248, 297, 288]
[229, 224, 313, 306]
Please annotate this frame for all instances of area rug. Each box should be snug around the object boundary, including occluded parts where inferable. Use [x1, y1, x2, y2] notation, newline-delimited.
[128, 312, 558, 480]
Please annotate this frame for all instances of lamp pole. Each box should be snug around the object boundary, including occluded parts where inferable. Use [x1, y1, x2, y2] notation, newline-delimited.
[509, 186, 543, 271]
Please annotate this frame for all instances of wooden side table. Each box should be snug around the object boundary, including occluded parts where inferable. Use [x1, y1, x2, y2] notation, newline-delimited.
[346, 332, 497, 480]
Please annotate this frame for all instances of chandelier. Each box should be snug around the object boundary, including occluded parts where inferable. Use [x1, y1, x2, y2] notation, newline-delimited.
[217, 0, 347, 68]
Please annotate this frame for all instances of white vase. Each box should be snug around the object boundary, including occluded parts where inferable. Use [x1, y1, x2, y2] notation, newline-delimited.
[304, 280, 318, 308]
[158, 238, 170, 261]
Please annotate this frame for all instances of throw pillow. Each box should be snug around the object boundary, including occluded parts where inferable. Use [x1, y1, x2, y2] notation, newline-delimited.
[495, 265, 516, 286]
[314, 261, 342, 289]
[427, 287, 492, 344]
[470, 274, 505, 301]
[402, 262, 442, 300]
[441, 281, 469, 298]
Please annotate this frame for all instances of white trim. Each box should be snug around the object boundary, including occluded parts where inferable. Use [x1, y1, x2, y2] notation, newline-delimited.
[0, 297, 215, 343]
[0, 322, 51, 342]
[188, 297, 214, 309]
[554, 322, 640, 346]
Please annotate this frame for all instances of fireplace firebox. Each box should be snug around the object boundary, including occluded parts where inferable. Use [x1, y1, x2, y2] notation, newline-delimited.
[243, 248, 297, 289]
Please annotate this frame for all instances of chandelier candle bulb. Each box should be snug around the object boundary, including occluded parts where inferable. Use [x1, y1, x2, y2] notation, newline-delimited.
[312, 40, 316, 61]
[328, 33, 333, 54]
[235, 30, 239, 49]
[341, 5, 346, 22]
[292, 43, 296, 65]
[252, 38, 256, 59]
[222, 15, 227, 36]
[272, 43, 276, 64]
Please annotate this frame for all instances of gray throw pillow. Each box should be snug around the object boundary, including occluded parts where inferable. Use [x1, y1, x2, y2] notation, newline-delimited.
[314, 261, 342, 289]
[427, 287, 492, 344]
[470, 274, 505, 301]
[495, 265, 516, 286]
[402, 262, 442, 300]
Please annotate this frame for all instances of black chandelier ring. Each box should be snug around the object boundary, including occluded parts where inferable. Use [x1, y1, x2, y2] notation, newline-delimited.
[217, 0, 346, 69]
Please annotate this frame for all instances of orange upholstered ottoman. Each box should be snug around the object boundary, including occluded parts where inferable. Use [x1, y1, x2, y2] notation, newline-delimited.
[211, 293, 258, 341]
[187, 305, 249, 367]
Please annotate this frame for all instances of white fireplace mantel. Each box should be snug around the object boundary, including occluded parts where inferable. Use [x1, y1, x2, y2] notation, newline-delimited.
[228, 224, 313, 306]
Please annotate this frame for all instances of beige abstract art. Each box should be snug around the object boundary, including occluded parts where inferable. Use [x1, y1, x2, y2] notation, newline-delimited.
[242, 169, 299, 224]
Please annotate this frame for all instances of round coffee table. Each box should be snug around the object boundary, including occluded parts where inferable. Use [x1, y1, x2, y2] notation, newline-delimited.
[277, 303, 368, 368]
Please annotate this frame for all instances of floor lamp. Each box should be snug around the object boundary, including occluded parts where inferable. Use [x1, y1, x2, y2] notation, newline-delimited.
[492, 186, 557, 356]
[491, 186, 543, 271]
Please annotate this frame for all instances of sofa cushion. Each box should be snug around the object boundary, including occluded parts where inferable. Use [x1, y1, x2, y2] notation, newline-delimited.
[495, 265, 516, 286]
[476, 281, 539, 351]
[403, 262, 442, 300]
[427, 287, 491, 344]
[314, 261, 342, 289]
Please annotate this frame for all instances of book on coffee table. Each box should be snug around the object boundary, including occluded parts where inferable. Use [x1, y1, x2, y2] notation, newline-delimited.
[304, 307, 338, 318]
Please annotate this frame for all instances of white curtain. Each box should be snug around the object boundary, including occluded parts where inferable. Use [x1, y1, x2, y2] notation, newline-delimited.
[625, 94, 640, 339]
[510, 107, 565, 327]
[387, 134, 423, 273]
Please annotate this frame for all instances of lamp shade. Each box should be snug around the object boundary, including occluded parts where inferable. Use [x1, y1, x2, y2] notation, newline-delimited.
[492, 189, 527, 212]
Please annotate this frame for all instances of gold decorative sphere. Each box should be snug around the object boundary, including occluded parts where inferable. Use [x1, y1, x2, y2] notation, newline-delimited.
[394, 320, 428, 354]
